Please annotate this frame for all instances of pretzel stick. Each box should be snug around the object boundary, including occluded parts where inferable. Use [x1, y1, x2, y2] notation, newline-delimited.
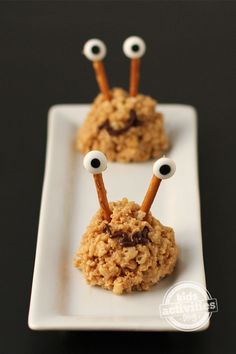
[93, 60, 111, 100]
[130, 58, 140, 97]
[93, 173, 111, 222]
[140, 175, 161, 217]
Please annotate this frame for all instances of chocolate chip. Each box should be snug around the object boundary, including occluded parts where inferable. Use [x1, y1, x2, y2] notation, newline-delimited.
[99, 109, 143, 136]
[104, 225, 150, 247]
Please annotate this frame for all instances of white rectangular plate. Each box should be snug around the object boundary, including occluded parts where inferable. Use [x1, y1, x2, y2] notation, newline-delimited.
[28, 104, 207, 331]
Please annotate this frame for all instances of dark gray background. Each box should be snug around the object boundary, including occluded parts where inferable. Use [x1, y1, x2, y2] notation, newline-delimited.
[0, 1, 235, 353]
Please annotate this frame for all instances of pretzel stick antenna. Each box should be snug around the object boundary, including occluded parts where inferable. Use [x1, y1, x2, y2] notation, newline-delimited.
[93, 60, 111, 100]
[93, 173, 111, 222]
[141, 175, 161, 216]
[83, 39, 111, 100]
[84, 151, 112, 222]
[141, 157, 176, 218]
[123, 36, 146, 97]
[130, 58, 140, 97]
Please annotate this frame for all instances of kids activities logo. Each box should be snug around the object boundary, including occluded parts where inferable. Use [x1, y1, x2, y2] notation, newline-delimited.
[159, 281, 218, 331]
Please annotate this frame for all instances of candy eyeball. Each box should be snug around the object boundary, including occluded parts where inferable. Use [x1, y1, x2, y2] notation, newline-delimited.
[83, 151, 107, 174]
[123, 36, 146, 59]
[83, 39, 107, 61]
[153, 157, 176, 180]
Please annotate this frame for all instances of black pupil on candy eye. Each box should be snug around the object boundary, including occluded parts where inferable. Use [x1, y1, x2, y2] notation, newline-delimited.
[91, 45, 100, 54]
[91, 158, 101, 168]
[160, 164, 171, 175]
[132, 44, 140, 52]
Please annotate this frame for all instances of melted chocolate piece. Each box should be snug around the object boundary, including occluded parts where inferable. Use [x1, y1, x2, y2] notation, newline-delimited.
[142, 226, 149, 238]
[105, 225, 150, 247]
[120, 240, 134, 247]
[99, 109, 143, 136]
[104, 224, 112, 236]
[131, 231, 142, 243]
[132, 231, 148, 245]
[119, 233, 134, 247]
[112, 231, 128, 239]
[132, 227, 149, 245]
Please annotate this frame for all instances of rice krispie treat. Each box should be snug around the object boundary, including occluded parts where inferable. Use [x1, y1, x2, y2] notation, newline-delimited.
[76, 88, 169, 162]
[76, 37, 170, 162]
[74, 151, 177, 294]
[75, 198, 177, 294]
